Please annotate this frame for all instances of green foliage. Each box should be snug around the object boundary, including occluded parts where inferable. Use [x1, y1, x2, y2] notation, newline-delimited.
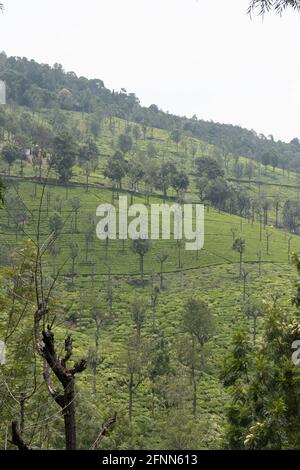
[131, 239, 152, 281]
[283, 200, 300, 232]
[51, 132, 78, 183]
[118, 134, 133, 155]
[131, 238, 152, 258]
[103, 151, 127, 188]
[171, 171, 189, 198]
[170, 129, 181, 149]
[1, 142, 23, 174]
[49, 211, 63, 235]
[1, 54, 300, 449]
[3, 52, 300, 174]
[232, 238, 246, 254]
[222, 277, 300, 449]
[195, 156, 224, 180]
[182, 298, 215, 348]
[155, 161, 177, 198]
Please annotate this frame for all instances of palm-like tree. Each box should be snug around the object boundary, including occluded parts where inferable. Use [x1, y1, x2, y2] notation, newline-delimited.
[132, 238, 151, 283]
[233, 238, 246, 278]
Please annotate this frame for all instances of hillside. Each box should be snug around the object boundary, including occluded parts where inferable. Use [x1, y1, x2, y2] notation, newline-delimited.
[0, 176, 297, 450]
[2, 52, 300, 172]
[1, 56, 300, 451]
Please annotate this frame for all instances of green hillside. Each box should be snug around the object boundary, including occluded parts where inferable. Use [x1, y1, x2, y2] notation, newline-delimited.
[2, 52, 300, 173]
[1, 68, 300, 450]
[0, 176, 297, 449]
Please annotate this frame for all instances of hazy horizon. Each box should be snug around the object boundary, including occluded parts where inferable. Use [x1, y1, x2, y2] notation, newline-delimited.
[1, 0, 300, 142]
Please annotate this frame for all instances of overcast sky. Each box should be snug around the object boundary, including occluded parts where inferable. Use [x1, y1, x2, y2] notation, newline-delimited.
[1, 0, 300, 142]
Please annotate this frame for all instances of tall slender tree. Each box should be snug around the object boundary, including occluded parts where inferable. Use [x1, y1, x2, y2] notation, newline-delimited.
[233, 238, 246, 278]
[132, 238, 151, 283]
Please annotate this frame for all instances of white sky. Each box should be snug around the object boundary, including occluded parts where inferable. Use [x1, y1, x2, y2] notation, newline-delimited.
[1, 0, 300, 142]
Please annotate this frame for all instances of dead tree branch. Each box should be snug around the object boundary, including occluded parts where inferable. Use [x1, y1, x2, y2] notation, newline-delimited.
[90, 413, 117, 450]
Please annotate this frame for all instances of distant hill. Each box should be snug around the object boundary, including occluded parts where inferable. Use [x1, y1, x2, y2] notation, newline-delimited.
[1, 51, 300, 171]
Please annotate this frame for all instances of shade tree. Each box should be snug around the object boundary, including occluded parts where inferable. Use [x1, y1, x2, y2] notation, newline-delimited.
[118, 133, 133, 155]
[69, 241, 79, 285]
[1, 142, 23, 175]
[70, 197, 81, 232]
[232, 238, 246, 278]
[131, 238, 151, 283]
[49, 211, 63, 236]
[157, 250, 169, 289]
[103, 151, 127, 190]
[155, 161, 177, 200]
[170, 129, 181, 153]
[181, 297, 215, 416]
[131, 300, 147, 343]
[195, 156, 224, 180]
[51, 132, 78, 183]
[171, 170, 189, 201]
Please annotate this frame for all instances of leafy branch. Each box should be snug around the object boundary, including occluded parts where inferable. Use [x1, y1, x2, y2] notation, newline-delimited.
[248, 0, 300, 15]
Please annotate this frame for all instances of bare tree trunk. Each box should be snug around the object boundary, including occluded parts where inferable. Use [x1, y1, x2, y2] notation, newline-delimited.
[191, 365, 197, 417]
[160, 261, 164, 289]
[140, 256, 144, 282]
[72, 258, 75, 285]
[12, 421, 30, 450]
[63, 380, 77, 450]
[20, 393, 26, 435]
[253, 316, 257, 345]
[34, 307, 87, 450]
[240, 253, 243, 278]
[128, 373, 134, 422]
[259, 214, 263, 241]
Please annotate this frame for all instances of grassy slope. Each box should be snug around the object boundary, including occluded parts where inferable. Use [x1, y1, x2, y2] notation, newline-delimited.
[1, 107, 300, 449]
[0, 180, 295, 276]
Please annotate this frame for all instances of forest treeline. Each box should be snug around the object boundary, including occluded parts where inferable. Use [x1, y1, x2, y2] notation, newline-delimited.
[1, 52, 300, 172]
